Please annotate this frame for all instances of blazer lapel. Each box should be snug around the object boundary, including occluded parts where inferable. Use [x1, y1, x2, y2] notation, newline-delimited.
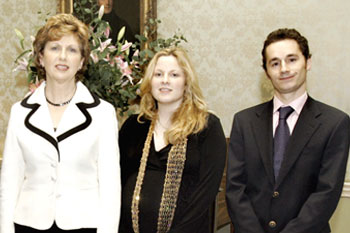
[21, 81, 101, 162]
[252, 100, 275, 186]
[275, 97, 321, 187]
[21, 83, 59, 156]
[56, 82, 100, 142]
[56, 99, 87, 136]
[26, 98, 55, 137]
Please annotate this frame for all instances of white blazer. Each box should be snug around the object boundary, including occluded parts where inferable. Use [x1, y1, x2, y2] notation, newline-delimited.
[0, 82, 120, 233]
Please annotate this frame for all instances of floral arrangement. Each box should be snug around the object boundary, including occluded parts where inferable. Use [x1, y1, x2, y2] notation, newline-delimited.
[13, 3, 186, 116]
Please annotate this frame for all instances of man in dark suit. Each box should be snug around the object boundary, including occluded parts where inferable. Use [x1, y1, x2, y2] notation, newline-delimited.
[226, 28, 350, 233]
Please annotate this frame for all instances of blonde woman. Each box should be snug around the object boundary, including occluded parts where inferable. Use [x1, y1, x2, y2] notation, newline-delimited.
[119, 48, 226, 233]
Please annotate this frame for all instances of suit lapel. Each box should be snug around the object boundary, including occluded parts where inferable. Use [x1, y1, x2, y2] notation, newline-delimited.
[21, 81, 101, 161]
[21, 83, 59, 153]
[26, 97, 55, 137]
[55, 97, 87, 136]
[252, 100, 275, 186]
[56, 82, 100, 142]
[275, 97, 321, 187]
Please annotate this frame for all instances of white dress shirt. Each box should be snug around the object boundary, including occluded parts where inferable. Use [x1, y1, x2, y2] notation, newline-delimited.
[273, 92, 308, 136]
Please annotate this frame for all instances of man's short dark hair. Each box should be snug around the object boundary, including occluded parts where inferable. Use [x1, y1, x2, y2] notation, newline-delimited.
[261, 28, 311, 71]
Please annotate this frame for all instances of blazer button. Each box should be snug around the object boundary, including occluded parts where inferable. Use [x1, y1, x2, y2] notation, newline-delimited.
[269, 220, 277, 228]
[272, 191, 280, 198]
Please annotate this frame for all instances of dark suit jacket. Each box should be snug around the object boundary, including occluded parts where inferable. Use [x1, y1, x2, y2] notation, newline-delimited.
[226, 97, 350, 233]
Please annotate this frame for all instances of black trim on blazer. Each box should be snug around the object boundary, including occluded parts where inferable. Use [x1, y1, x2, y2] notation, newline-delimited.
[57, 93, 100, 142]
[21, 94, 60, 159]
[21, 92, 101, 162]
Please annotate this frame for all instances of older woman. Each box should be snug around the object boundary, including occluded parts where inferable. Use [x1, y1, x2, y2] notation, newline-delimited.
[118, 48, 226, 233]
[0, 14, 120, 233]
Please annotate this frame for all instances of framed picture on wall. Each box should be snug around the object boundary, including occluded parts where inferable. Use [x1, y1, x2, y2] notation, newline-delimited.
[57, 0, 157, 44]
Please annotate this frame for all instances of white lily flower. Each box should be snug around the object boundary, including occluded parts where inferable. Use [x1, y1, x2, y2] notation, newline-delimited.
[13, 58, 28, 72]
[121, 42, 132, 52]
[90, 52, 99, 63]
[99, 38, 112, 52]
[98, 5, 104, 19]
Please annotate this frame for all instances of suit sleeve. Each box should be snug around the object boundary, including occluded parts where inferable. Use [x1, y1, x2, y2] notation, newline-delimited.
[97, 104, 121, 233]
[225, 114, 266, 233]
[280, 114, 350, 233]
[168, 115, 226, 233]
[0, 104, 25, 233]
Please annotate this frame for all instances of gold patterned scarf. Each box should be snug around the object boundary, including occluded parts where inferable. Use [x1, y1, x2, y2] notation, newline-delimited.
[131, 119, 188, 233]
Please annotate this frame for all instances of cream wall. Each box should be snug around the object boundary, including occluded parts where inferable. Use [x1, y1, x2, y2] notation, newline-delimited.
[0, 0, 349, 231]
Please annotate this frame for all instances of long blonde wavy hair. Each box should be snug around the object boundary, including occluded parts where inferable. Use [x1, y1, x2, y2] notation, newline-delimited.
[138, 47, 209, 144]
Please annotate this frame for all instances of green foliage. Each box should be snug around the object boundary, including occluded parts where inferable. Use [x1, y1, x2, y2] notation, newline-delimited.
[72, 0, 99, 24]
[13, 5, 187, 116]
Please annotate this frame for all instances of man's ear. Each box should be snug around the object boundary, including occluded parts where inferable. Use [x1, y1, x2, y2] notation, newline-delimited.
[306, 58, 312, 71]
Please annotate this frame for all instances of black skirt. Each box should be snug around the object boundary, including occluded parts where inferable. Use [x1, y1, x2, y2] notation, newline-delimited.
[14, 222, 97, 233]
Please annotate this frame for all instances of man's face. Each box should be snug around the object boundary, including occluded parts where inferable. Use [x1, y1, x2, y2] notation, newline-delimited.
[265, 39, 311, 99]
[98, 0, 113, 14]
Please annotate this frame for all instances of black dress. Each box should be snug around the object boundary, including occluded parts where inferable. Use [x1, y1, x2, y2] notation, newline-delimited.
[118, 114, 226, 233]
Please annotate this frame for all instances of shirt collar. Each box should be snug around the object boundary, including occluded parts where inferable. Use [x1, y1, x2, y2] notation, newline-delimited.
[27, 81, 94, 105]
[273, 92, 308, 115]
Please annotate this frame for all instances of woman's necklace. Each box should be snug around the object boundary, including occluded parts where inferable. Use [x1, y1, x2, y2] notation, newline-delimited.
[45, 97, 72, 107]
[45, 86, 76, 107]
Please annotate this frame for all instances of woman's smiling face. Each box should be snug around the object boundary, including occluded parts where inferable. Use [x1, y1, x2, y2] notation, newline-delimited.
[40, 34, 84, 83]
[151, 55, 186, 110]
